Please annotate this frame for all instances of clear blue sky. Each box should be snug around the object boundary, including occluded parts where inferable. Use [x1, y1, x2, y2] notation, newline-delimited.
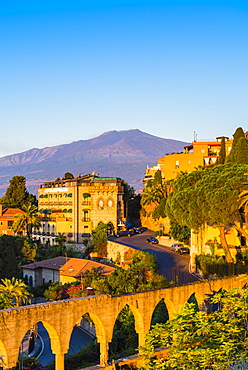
[0, 0, 247, 157]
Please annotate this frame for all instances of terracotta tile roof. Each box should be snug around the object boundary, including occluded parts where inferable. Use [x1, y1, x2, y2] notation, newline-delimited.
[0, 208, 25, 220]
[3, 208, 24, 216]
[21, 257, 69, 270]
[59, 258, 115, 278]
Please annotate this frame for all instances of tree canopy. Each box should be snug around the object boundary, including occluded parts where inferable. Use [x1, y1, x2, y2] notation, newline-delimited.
[226, 127, 248, 164]
[0, 277, 31, 308]
[0, 176, 36, 209]
[62, 172, 74, 180]
[92, 223, 108, 257]
[12, 201, 41, 239]
[166, 164, 248, 262]
[139, 286, 248, 370]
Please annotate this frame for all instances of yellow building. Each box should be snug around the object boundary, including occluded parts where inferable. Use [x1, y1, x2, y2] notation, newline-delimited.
[144, 136, 233, 182]
[35, 174, 124, 245]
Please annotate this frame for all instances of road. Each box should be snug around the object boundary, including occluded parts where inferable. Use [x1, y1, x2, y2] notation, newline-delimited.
[109, 229, 198, 284]
[37, 323, 93, 366]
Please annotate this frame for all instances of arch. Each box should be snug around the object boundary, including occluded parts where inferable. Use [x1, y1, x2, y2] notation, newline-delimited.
[106, 222, 114, 235]
[193, 291, 208, 311]
[150, 298, 169, 328]
[112, 302, 144, 337]
[109, 304, 138, 358]
[41, 321, 62, 354]
[152, 296, 177, 320]
[72, 311, 106, 344]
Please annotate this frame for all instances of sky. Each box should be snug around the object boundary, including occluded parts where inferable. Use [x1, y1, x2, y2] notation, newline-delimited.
[0, 0, 247, 157]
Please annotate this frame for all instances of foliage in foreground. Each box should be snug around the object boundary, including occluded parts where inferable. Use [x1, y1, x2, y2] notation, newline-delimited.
[139, 286, 248, 370]
[45, 341, 99, 370]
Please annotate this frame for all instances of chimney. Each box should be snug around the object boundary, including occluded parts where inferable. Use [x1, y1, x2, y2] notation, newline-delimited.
[0, 205, 2, 217]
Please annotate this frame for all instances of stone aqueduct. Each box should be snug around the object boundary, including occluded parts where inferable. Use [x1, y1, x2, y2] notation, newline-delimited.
[0, 275, 247, 370]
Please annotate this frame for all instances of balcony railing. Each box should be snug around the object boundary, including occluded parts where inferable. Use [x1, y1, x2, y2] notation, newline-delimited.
[82, 218, 91, 222]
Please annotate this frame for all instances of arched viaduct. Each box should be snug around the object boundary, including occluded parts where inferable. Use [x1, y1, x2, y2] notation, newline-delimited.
[0, 274, 247, 370]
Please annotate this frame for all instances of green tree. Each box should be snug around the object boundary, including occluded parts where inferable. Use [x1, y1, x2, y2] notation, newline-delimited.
[139, 287, 248, 370]
[21, 239, 37, 262]
[55, 232, 67, 246]
[123, 180, 135, 203]
[169, 220, 190, 245]
[226, 127, 246, 163]
[0, 176, 30, 208]
[166, 164, 248, 263]
[0, 235, 22, 279]
[141, 170, 170, 221]
[0, 277, 31, 308]
[62, 172, 74, 180]
[235, 136, 248, 164]
[92, 223, 108, 257]
[217, 136, 226, 164]
[12, 201, 41, 239]
[142, 170, 166, 207]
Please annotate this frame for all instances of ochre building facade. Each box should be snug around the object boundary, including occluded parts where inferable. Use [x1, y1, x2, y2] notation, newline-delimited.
[35, 174, 124, 244]
[144, 136, 233, 183]
[142, 136, 234, 232]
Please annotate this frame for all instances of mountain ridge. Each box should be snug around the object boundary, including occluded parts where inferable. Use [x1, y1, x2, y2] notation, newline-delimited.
[0, 129, 189, 195]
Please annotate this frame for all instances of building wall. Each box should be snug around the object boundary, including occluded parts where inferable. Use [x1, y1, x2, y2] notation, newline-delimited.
[22, 267, 60, 287]
[144, 138, 233, 183]
[36, 175, 124, 244]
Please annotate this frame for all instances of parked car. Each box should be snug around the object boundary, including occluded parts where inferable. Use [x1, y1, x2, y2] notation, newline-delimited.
[133, 227, 142, 234]
[177, 247, 190, 255]
[115, 230, 134, 237]
[170, 243, 184, 252]
[146, 237, 159, 244]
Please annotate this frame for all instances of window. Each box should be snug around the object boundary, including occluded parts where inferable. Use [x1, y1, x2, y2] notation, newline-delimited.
[107, 199, 113, 207]
[98, 199, 104, 209]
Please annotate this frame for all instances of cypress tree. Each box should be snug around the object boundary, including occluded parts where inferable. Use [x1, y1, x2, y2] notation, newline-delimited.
[226, 127, 245, 163]
[218, 136, 226, 164]
[235, 136, 248, 164]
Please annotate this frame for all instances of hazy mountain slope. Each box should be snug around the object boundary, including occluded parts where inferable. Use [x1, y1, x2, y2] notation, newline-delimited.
[0, 129, 189, 195]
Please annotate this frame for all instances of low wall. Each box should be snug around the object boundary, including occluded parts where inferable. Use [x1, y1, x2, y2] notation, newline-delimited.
[107, 240, 136, 263]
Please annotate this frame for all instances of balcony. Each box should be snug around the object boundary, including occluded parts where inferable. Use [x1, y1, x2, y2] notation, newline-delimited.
[82, 201, 91, 206]
[82, 218, 91, 222]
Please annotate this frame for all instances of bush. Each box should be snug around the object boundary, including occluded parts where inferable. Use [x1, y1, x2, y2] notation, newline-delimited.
[45, 341, 99, 370]
[196, 254, 248, 278]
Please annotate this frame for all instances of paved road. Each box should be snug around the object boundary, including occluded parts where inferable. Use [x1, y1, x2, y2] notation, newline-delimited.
[110, 229, 198, 284]
[37, 323, 93, 366]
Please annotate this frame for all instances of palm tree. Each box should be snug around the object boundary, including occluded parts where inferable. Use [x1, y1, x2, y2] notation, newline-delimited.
[0, 277, 31, 308]
[12, 201, 41, 239]
[55, 232, 67, 246]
